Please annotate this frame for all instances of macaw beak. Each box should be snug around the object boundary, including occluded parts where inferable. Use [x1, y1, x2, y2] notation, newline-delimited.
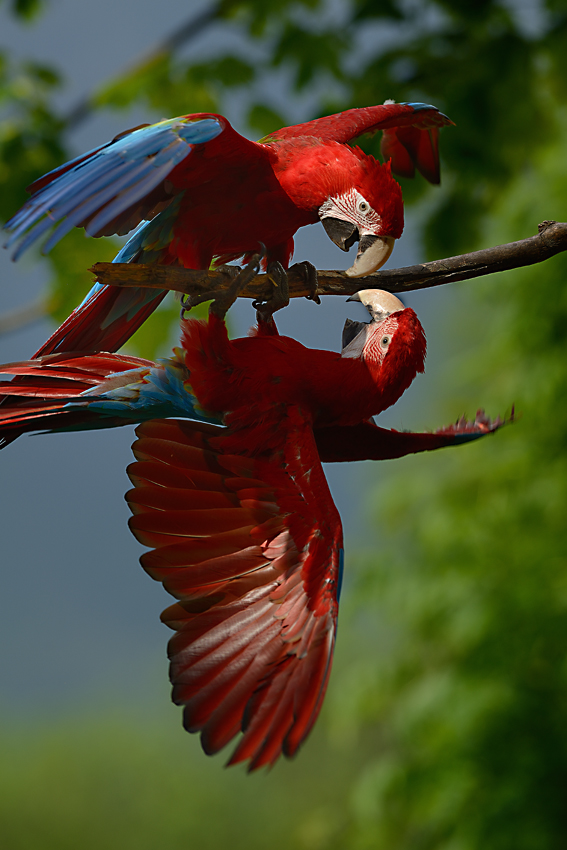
[321, 217, 359, 251]
[320, 217, 395, 278]
[344, 235, 395, 278]
[346, 288, 405, 321]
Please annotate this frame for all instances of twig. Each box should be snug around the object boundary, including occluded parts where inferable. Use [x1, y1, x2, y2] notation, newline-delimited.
[90, 221, 567, 301]
[3, 221, 563, 337]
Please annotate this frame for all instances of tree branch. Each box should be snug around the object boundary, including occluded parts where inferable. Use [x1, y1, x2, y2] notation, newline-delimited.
[90, 220, 567, 301]
[3, 221, 563, 338]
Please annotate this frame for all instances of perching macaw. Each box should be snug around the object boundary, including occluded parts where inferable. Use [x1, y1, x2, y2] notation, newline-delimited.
[3, 101, 452, 357]
[0, 290, 506, 769]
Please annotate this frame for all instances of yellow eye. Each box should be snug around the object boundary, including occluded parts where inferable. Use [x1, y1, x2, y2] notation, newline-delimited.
[381, 336, 390, 346]
[359, 201, 369, 212]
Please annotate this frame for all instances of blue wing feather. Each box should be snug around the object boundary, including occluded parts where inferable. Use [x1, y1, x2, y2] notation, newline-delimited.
[3, 116, 223, 259]
[0, 354, 223, 441]
[79, 359, 221, 426]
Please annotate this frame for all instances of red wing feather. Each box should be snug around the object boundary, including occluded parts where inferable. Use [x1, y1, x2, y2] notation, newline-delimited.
[315, 410, 509, 463]
[125, 416, 343, 770]
[381, 126, 441, 184]
[31, 286, 167, 357]
[0, 352, 156, 446]
[267, 102, 451, 186]
[268, 102, 451, 145]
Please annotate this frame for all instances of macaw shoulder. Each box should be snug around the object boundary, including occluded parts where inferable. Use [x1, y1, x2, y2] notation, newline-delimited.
[166, 113, 278, 189]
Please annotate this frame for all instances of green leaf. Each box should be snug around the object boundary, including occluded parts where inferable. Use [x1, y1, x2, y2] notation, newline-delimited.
[218, 0, 321, 37]
[9, 0, 44, 21]
[272, 23, 348, 89]
[352, 0, 404, 21]
[191, 56, 255, 88]
[94, 54, 172, 111]
[23, 62, 61, 87]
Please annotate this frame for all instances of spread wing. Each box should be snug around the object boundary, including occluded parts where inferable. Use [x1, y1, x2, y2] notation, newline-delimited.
[3, 114, 266, 260]
[267, 101, 453, 184]
[126, 413, 343, 771]
[315, 410, 509, 463]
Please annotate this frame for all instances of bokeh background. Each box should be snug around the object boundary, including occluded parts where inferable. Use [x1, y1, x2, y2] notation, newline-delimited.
[1, 1, 567, 847]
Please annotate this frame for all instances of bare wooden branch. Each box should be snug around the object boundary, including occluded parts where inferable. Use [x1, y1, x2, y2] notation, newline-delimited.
[3, 221, 563, 337]
[90, 221, 567, 301]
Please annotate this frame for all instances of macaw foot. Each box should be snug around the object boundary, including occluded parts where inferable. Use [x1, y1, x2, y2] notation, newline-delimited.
[253, 260, 290, 324]
[291, 260, 321, 305]
[180, 249, 264, 320]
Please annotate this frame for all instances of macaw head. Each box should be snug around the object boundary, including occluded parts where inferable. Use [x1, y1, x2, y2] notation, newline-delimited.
[342, 288, 426, 408]
[318, 154, 404, 277]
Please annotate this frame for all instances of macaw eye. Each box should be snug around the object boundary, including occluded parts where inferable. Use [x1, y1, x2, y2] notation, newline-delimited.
[358, 200, 369, 213]
[381, 336, 390, 347]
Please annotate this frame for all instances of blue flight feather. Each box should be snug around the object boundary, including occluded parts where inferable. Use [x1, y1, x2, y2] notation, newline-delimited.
[39, 358, 223, 434]
[406, 102, 438, 111]
[3, 116, 223, 258]
[72, 195, 184, 321]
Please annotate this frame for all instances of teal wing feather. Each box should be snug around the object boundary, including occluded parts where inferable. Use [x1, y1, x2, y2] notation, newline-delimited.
[3, 116, 223, 260]
[36, 198, 186, 357]
[0, 352, 220, 445]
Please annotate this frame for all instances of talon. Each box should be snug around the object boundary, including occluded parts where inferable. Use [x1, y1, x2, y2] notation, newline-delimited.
[210, 245, 265, 319]
[254, 260, 290, 324]
[291, 260, 320, 304]
[180, 249, 264, 320]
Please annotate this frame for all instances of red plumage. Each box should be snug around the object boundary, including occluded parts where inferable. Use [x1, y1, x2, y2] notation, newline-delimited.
[0, 297, 506, 769]
[3, 101, 452, 364]
[124, 304, 426, 770]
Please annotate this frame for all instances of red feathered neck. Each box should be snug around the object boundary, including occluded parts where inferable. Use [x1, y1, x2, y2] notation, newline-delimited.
[368, 308, 426, 410]
[273, 141, 404, 238]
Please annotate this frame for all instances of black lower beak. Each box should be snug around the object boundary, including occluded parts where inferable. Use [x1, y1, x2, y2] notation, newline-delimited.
[321, 217, 359, 252]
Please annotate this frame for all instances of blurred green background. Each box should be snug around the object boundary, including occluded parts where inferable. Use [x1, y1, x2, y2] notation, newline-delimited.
[1, 1, 567, 848]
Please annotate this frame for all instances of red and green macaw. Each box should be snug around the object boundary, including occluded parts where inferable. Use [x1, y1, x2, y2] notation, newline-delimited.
[3, 101, 451, 356]
[0, 290, 505, 770]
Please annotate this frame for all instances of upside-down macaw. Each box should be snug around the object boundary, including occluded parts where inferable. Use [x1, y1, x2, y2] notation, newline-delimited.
[0, 290, 505, 769]
[3, 101, 452, 357]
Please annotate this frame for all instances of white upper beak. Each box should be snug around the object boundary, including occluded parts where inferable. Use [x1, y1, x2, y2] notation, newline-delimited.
[347, 289, 405, 320]
[345, 236, 395, 277]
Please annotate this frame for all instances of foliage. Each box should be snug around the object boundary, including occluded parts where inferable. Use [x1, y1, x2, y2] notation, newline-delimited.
[327, 111, 567, 850]
[3, 0, 567, 347]
[0, 53, 64, 220]
[2, 3, 567, 848]
[3, 0, 44, 21]
[0, 709, 362, 850]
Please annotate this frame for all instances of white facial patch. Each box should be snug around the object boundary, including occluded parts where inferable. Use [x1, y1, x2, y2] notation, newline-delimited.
[342, 314, 400, 366]
[363, 315, 400, 366]
[319, 188, 382, 237]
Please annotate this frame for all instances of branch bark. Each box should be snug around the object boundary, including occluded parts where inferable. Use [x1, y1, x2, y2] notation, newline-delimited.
[90, 220, 567, 301]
